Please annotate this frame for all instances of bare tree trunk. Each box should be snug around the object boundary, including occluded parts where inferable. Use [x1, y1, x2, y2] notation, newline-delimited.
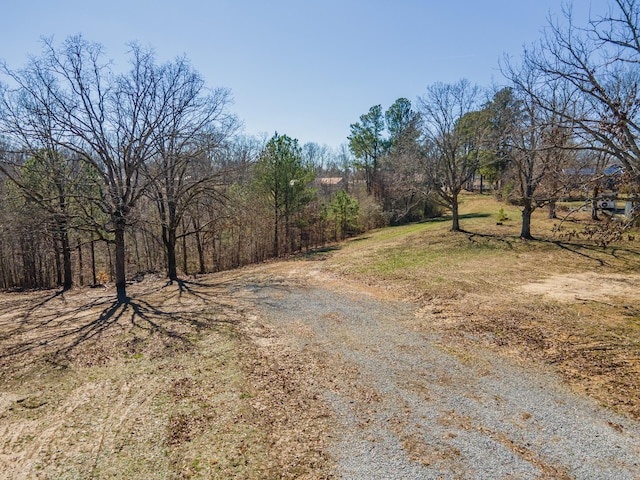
[235, 226, 242, 268]
[451, 193, 461, 232]
[548, 200, 557, 219]
[61, 226, 72, 290]
[77, 237, 84, 286]
[164, 225, 178, 280]
[182, 218, 188, 276]
[591, 184, 600, 221]
[53, 237, 62, 287]
[114, 218, 128, 302]
[142, 230, 152, 272]
[285, 213, 291, 254]
[193, 218, 205, 274]
[90, 239, 97, 285]
[521, 205, 533, 240]
[107, 241, 114, 282]
[133, 231, 142, 273]
[0, 252, 6, 289]
[273, 209, 279, 257]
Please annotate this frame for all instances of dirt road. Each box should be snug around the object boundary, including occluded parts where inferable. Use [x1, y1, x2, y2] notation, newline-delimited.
[234, 263, 640, 479]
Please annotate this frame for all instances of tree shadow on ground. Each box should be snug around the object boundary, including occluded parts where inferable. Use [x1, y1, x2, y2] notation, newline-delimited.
[420, 213, 492, 224]
[461, 230, 518, 249]
[547, 240, 640, 269]
[459, 227, 640, 268]
[164, 277, 221, 303]
[295, 245, 342, 261]
[0, 277, 239, 369]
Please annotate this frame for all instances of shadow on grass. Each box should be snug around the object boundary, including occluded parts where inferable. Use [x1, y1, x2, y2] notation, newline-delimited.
[419, 213, 492, 224]
[460, 228, 640, 267]
[297, 245, 343, 260]
[463, 230, 518, 249]
[546, 240, 640, 268]
[0, 277, 238, 366]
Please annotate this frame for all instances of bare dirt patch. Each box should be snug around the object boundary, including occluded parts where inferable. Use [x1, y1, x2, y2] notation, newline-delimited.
[520, 272, 640, 304]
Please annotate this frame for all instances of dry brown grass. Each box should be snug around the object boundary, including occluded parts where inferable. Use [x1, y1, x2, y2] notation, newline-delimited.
[0, 274, 332, 479]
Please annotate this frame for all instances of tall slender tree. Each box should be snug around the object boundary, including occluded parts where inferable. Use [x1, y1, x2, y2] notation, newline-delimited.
[144, 59, 238, 281]
[381, 98, 426, 223]
[254, 133, 315, 257]
[348, 105, 385, 196]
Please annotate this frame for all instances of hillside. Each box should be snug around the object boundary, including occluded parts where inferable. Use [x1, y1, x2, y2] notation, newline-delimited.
[1, 194, 639, 478]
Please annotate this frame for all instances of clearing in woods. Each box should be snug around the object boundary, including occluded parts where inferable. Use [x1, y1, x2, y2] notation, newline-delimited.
[1, 195, 640, 478]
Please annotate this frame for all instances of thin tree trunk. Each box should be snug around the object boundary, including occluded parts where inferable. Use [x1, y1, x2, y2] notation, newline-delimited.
[182, 218, 188, 276]
[133, 231, 142, 273]
[591, 184, 600, 221]
[548, 200, 557, 219]
[53, 236, 62, 287]
[273, 210, 279, 258]
[61, 226, 72, 290]
[142, 229, 153, 272]
[90, 238, 97, 285]
[114, 217, 127, 302]
[285, 214, 290, 254]
[77, 237, 84, 286]
[194, 220, 205, 274]
[210, 228, 217, 272]
[235, 226, 241, 267]
[107, 241, 114, 282]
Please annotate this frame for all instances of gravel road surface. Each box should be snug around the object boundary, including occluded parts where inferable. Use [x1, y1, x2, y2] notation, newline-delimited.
[235, 269, 640, 479]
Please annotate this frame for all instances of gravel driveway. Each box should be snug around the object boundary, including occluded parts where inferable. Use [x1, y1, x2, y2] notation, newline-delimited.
[235, 267, 640, 479]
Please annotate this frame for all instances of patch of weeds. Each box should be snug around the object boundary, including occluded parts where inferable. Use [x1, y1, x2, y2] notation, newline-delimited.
[496, 207, 509, 222]
[124, 353, 144, 360]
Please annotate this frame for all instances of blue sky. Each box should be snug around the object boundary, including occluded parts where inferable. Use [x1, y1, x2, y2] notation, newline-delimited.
[1, 1, 611, 149]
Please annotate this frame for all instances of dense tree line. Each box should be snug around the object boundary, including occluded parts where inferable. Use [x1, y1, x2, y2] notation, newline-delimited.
[0, 0, 638, 295]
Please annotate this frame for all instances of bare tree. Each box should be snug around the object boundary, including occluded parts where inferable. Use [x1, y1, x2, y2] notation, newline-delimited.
[143, 60, 238, 281]
[1, 36, 228, 301]
[527, 1, 640, 186]
[502, 56, 576, 239]
[418, 79, 485, 231]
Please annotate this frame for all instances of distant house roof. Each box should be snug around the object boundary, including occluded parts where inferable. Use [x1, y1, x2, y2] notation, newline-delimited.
[316, 177, 343, 186]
